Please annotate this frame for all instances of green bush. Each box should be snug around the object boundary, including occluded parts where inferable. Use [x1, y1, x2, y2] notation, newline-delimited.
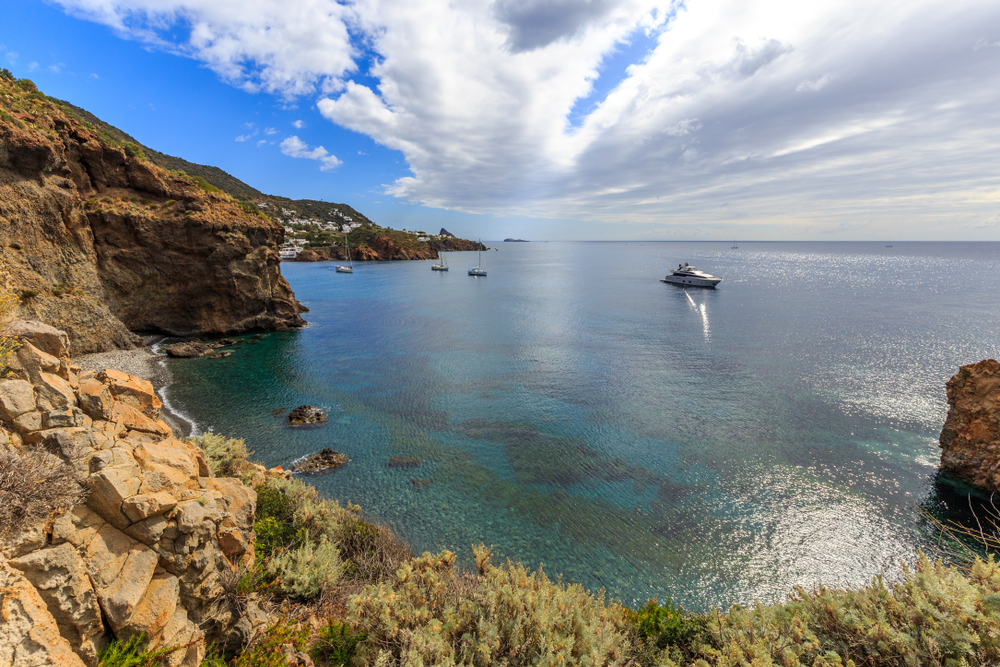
[311, 620, 366, 666]
[187, 432, 251, 478]
[97, 634, 178, 667]
[122, 142, 145, 160]
[231, 618, 310, 667]
[267, 533, 343, 599]
[14, 78, 37, 93]
[191, 175, 221, 194]
[254, 482, 300, 560]
[348, 544, 632, 666]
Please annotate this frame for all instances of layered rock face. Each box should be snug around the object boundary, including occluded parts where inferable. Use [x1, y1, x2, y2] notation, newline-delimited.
[0, 320, 258, 667]
[939, 359, 1000, 491]
[292, 235, 484, 262]
[0, 79, 305, 353]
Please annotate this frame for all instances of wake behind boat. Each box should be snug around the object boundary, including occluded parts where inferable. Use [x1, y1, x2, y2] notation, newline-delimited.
[660, 262, 722, 288]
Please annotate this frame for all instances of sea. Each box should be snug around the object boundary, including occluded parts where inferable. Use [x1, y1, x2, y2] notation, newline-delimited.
[163, 241, 1000, 611]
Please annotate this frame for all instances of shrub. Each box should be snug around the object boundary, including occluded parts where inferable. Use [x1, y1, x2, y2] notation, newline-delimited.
[311, 620, 366, 666]
[191, 175, 221, 194]
[0, 68, 14, 82]
[231, 618, 310, 667]
[187, 432, 251, 478]
[122, 142, 145, 160]
[97, 633, 178, 667]
[349, 545, 632, 666]
[339, 512, 411, 584]
[260, 476, 346, 546]
[0, 445, 84, 537]
[14, 78, 37, 93]
[0, 286, 20, 373]
[267, 533, 344, 599]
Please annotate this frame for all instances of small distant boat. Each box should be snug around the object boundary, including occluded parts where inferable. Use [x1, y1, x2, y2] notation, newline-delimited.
[336, 232, 354, 273]
[431, 251, 449, 271]
[731, 241, 739, 249]
[660, 262, 722, 288]
[468, 240, 487, 276]
[886, 242, 893, 247]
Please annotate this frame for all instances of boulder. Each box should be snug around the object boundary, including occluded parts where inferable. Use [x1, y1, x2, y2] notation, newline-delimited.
[164, 342, 212, 358]
[122, 492, 178, 524]
[97, 370, 162, 419]
[288, 405, 328, 425]
[9, 543, 105, 666]
[292, 448, 349, 474]
[83, 525, 158, 633]
[940, 359, 1000, 491]
[0, 379, 36, 423]
[3, 319, 71, 360]
[0, 552, 87, 667]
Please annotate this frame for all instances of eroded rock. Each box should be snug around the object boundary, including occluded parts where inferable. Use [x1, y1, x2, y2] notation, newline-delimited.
[940, 359, 1000, 491]
[288, 405, 328, 425]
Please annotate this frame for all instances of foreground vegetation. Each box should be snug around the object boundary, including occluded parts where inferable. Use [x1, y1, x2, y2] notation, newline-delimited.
[82, 432, 1000, 667]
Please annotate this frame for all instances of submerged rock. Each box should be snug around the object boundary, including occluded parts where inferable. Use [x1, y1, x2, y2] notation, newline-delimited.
[288, 406, 327, 425]
[209, 352, 232, 359]
[411, 478, 432, 490]
[293, 449, 349, 474]
[940, 359, 1000, 491]
[387, 456, 420, 469]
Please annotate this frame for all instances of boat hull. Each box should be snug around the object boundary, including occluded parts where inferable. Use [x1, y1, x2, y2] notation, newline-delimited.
[468, 268, 487, 276]
[660, 276, 720, 288]
[336, 266, 353, 273]
[431, 265, 448, 271]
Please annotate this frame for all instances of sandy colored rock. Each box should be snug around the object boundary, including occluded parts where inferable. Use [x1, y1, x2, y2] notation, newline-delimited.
[108, 401, 170, 437]
[0, 379, 36, 423]
[84, 525, 158, 633]
[9, 543, 105, 667]
[75, 380, 114, 421]
[3, 319, 71, 360]
[97, 369, 162, 418]
[0, 553, 88, 667]
[133, 439, 203, 478]
[123, 572, 179, 640]
[940, 359, 1000, 491]
[86, 464, 143, 529]
[122, 492, 178, 523]
[51, 506, 107, 550]
[42, 408, 92, 429]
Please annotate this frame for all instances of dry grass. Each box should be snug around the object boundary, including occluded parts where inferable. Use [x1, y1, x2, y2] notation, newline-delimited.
[0, 445, 85, 537]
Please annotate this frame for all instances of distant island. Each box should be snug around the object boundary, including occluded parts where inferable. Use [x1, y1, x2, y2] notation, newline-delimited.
[504, 238, 529, 242]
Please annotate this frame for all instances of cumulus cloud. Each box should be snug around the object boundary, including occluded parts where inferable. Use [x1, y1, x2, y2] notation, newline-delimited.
[292, 119, 305, 128]
[51, 0, 357, 97]
[264, 127, 278, 134]
[280, 135, 342, 170]
[53, 0, 1000, 236]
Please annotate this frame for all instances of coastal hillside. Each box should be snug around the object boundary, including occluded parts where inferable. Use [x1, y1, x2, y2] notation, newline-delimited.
[0, 71, 305, 353]
[51, 93, 483, 263]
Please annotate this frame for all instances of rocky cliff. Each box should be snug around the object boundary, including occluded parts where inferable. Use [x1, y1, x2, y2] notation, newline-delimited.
[0, 320, 271, 667]
[293, 235, 485, 262]
[939, 359, 1000, 491]
[0, 74, 305, 354]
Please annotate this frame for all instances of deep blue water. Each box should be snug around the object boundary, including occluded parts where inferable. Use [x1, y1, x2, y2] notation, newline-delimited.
[165, 241, 1000, 610]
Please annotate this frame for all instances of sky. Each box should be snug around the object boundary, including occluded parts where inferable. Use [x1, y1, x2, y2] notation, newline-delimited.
[3, 0, 999, 240]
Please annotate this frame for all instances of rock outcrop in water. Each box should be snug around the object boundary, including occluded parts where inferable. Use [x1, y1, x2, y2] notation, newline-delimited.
[0, 74, 306, 354]
[939, 359, 1000, 491]
[0, 320, 270, 666]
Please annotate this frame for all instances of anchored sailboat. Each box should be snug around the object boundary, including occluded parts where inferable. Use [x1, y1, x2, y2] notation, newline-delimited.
[468, 240, 487, 276]
[431, 251, 449, 271]
[336, 232, 354, 273]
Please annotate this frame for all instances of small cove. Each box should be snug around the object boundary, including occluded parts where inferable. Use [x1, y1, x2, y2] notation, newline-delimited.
[165, 241, 1000, 610]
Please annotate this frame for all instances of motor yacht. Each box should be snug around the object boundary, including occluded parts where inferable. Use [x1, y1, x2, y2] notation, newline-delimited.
[660, 263, 722, 288]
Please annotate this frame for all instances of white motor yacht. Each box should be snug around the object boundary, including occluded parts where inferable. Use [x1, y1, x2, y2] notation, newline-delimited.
[660, 263, 722, 288]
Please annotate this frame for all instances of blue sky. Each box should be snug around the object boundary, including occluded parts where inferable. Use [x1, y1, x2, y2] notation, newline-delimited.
[3, 0, 999, 240]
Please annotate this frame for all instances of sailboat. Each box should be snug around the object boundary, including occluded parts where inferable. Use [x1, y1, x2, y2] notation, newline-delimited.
[731, 241, 739, 249]
[431, 251, 449, 271]
[468, 240, 487, 276]
[336, 232, 354, 273]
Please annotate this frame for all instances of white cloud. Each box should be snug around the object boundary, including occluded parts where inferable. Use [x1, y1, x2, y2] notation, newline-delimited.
[257, 139, 267, 146]
[53, 0, 1000, 237]
[235, 129, 258, 141]
[280, 135, 342, 170]
[51, 0, 357, 97]
[264, 127, 278, 134]
[292, 119, 305, 128]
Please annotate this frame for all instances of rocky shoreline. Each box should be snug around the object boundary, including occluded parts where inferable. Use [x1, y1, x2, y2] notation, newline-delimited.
[74, 341, 194, 439]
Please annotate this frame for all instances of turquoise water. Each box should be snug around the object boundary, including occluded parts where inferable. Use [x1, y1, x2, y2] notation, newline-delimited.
[165, 241, 1000, 610]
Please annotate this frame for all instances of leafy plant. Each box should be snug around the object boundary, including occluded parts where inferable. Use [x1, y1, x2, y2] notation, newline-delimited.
[311, 620, 366, 666]
[97, 634, 178, 667]
[231, 618, 310, 667]
[266, 532, 343, 599]
[188, 432, 252, 478]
